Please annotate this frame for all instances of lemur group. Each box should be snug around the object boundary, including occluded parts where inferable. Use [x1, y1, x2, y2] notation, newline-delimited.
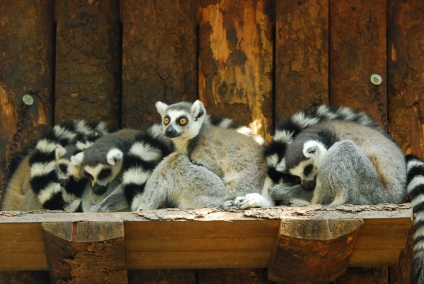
[2, 100, 424, 281]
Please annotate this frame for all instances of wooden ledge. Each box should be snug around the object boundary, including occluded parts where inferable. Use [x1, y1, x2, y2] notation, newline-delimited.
[0, 204, 413, 283]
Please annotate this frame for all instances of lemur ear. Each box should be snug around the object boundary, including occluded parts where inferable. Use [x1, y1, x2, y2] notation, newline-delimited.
[155, 101, 168, 117]
[191, 100, 206, 120]
[55, 145, 66, 161]
[71, 152, 84, 165]
[303, 141, 321, 158]
[107, 148, 123, 165]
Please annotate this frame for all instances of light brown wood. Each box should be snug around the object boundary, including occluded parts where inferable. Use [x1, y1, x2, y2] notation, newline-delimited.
[198, 0, 273, 139]
[0, 204, 412, 276]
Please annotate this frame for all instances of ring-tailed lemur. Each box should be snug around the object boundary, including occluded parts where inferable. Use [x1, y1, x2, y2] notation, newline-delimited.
[267, 120, 406, 205]
[227, 105, 381, 209]
[1, 120, 108, 211]
[129, 100, 267, 210]
[80, 113, 261, 212]
[405, 154, 424, 284]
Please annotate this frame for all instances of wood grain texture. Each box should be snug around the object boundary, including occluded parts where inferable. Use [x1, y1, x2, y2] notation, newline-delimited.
[388, 0, 424, 158]
[121, 0, 198, 130]
[42, 221, 127, 283]
[274, 0, 329, 123]
[198, 0, 273, 140]
[0, 1, 53, 194]
[268, 219, 363, 283]
[54, 0, 121, 129]
[330, 0, 388, 125]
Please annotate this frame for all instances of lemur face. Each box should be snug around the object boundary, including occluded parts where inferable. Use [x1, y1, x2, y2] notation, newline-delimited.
[286, 140, 328, 191]
[55, 145, 86, 188]
[71, 148, 124, 195]
[156, 100, 206, 141]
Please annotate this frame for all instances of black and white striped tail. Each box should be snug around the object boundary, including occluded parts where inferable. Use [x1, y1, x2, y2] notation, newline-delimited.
[29, 120, 108, 211]
[264, 105, 380, 186]
[406, 154, 424, 284]
[121, 124, 173, 211]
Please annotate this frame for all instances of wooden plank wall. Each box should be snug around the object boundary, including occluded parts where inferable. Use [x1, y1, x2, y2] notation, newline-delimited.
[0, 0, 423, 283]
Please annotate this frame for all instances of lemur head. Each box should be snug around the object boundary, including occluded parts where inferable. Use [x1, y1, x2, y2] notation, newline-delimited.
[156, 100, 206, 140]
[71, 147, 124, 195]
[55, 145, 85, 185]
[285, 140, 328, 191]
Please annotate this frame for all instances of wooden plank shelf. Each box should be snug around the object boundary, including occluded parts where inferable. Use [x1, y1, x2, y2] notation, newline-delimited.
[0, 203, 412, 283]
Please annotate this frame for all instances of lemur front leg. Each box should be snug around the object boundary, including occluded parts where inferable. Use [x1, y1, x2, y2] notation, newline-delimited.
[268, 183, 314, 206]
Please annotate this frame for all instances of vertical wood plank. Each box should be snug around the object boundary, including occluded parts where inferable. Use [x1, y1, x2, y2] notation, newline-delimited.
[198, 0, 273, 139]
[330, 0, 387, 125]
[122, 0, 198, 130]
[388, 0, 424, 158]
[274, 0, 329, 123]
[0, 1, 54, 193]
[55, 0, 121, 129]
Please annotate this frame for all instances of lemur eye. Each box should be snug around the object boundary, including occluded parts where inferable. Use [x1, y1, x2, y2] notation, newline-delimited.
[179, 118, 187, 125]
[163, 116, 170, 125]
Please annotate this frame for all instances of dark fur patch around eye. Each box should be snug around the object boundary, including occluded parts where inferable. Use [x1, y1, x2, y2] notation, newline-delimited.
[177, 115, 188, 126]
[84, 171, 94, 180]
[59, 164, 68, 174]
[303, 164, 313, 176]
[98, 168, 112, 180]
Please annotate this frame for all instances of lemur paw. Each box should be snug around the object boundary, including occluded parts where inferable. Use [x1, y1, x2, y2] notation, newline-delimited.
[231, 193, 272, 209]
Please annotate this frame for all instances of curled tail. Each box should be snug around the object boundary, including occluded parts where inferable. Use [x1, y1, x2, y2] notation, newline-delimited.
[406, 154, 424, 284]
[121, 124, 173, 211]
[29, 120, 108, 211]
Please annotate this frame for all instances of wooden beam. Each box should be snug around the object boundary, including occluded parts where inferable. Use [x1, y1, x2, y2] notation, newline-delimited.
[268, 219, 363, 283]
[0, 204, 412, 278]
[42, 221, 127, 283]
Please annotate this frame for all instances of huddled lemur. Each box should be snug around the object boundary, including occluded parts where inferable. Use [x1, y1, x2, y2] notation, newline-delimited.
[226, 104, 418, 208]
[125, 100, 267, 210]
[70, 111, 261, 212]
[1, 120, 109, 211]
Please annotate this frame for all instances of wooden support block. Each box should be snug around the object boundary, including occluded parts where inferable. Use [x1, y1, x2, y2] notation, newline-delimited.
[42, 221, 127, 284]
[268, 219, 363, 284]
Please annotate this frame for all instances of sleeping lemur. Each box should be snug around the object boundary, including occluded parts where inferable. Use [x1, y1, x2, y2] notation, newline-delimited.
[1, 120, 108, 211]
[267, 120, 406, 205]
[227, 104, 381, 209]
[129, 100, 267, 210]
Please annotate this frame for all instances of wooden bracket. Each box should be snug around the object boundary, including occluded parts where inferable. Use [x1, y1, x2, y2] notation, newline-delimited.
[41, 221, 127, 283]
[268, 219, 363, 283]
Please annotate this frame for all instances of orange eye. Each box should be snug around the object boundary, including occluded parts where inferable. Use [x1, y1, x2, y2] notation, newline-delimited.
[179, 118, 187, 125]
[164, 117, 170, 125]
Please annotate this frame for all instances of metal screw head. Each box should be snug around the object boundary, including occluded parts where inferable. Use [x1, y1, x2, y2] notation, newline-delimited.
[22, 94, 34, 106]
[370, 74, 382, 86]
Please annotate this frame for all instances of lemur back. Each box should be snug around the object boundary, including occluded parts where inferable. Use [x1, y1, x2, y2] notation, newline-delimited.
[133, 100, 267, 210]
[229, 104, 380, 209]
[280, 120, 406, 205]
